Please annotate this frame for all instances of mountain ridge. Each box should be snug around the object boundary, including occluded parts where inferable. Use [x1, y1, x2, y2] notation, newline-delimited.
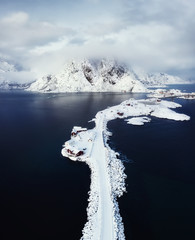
[28, 58, 189, 93]
[28, 59, 146, 93]
[0, 58, 190, 91]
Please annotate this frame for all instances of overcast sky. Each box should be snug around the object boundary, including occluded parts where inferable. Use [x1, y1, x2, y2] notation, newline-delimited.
[0, 0, 195, 80]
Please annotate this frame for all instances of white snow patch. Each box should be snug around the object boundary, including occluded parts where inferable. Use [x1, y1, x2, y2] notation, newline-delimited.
[126, 116, 151, 125]
[151, 107, 190, 121]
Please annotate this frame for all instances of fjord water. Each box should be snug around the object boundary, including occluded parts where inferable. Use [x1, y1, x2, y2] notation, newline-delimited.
[0, 85, 194, 240]
[0, 91, 140, 240]
[109, 84, 195, 240]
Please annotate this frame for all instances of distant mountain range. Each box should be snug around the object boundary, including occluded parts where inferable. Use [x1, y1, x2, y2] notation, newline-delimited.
[0, 59, 31, 90]
[131, 67, 188, 87]
[0, 58, 190, 92]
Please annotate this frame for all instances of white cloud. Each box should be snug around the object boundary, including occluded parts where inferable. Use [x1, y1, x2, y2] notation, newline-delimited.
[85, 19, 126, 36]
[1, 12, 29, 25]
[0, 0, 195, 81]
[2, 71, 36, 84]
[85, 0, 99, 3]
[27, 21, 195, 76]
[0, 11, 75, 54]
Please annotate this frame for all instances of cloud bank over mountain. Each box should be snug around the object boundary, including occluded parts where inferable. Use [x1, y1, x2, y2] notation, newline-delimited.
[0, 0, 194, 80]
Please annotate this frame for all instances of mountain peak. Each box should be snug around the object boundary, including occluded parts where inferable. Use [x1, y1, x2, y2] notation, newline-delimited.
[0, 58, 187, 92]
[28, 58, 146, 93]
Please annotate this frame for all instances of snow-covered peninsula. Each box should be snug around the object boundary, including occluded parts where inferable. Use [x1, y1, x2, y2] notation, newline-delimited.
[62, 97, 190, 240]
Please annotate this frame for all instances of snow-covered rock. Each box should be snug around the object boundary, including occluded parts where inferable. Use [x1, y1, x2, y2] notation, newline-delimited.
[28, 59, 147, 93]
[1, 58, 187, 92]
[28, 58, 189, 93]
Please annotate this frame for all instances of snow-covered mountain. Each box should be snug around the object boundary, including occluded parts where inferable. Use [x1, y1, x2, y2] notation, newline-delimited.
[1, 58, 188, 92]
[0, 59, 31, 90]
[28, 59, 146, 93]
[131, 67, 188, 86]
[28, 59, 189, 93]
[148, 73, 186, 85]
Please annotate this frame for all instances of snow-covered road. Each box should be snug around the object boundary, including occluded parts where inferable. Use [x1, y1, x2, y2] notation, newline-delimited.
[90, 115, 114, 240]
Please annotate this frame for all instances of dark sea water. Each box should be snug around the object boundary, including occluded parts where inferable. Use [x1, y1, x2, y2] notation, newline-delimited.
[0, 86, 194, 240]
[109, 84, 195, 240]
[0, 91, 140, 240]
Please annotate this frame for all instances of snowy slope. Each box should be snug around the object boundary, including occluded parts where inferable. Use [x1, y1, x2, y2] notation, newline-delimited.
[28, 59, 189, 93]
[28, 59, 146, 93]
[141, 73, 188, 86]
[149, 72, 187, 85]
[131, 67, 189, 86]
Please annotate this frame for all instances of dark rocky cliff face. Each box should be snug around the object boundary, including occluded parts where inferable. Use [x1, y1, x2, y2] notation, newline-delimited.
[82, 65, 94, 84]
[81, 59, 128, 85]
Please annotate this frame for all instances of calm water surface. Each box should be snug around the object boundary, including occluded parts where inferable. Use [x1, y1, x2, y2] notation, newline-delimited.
[0, 86, 194, 240]
[109, 84, 195, 240]
[0, 91, 138, 240]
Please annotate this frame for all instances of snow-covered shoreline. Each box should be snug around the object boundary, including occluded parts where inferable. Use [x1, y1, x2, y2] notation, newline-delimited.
[148, 88, 195, 99]
[61, 96, 191, 240]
